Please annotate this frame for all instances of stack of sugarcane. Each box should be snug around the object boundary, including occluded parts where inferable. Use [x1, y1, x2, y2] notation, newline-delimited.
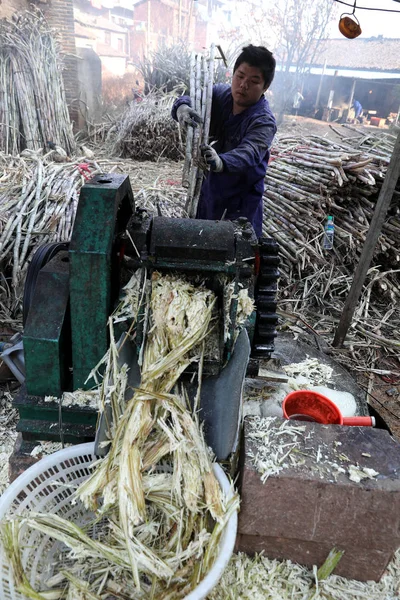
[336, 123, 397, 160]
[0, 151, 186, 323]
[181, 45, 216, 217]
[262, 129, 400, 367]
[105, 90, 183, 161]
[0, 270, 239, 599]
[263, 132, 400, 276]
[97, 43, 217, 199]
[0, 8, 75, 155]
[136, 41, 191, 94]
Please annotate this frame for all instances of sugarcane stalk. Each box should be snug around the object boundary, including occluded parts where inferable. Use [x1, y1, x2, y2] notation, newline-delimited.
[191, 55, 209, 214]
[189, 45, 215, 219]
[202, 44, 215, 147]
[185, 53, 203, 216]
[182, 52, 196, 189]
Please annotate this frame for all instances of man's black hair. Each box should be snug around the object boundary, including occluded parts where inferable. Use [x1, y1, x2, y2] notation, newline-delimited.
[233, 45, 276, 89]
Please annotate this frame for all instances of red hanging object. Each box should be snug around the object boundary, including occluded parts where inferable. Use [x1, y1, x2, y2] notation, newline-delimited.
[339, 1, 362, 39]
[339, 13, 362, 38]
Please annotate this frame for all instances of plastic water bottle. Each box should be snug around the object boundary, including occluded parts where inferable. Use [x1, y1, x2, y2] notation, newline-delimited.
[323, 216, 334, 250]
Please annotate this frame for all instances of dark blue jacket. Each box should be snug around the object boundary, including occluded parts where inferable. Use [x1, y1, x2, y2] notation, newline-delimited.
[352, 100, 362, 117]
[172, 84, 276, 237]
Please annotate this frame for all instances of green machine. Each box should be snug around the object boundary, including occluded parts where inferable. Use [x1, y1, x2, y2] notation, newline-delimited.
[15, 174, 279, 459]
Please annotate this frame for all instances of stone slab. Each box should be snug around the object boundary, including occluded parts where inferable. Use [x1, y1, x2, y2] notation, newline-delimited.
[8, 434, 40, 483]
[238, 417, 400, 581]
[0, 359, 13, 382]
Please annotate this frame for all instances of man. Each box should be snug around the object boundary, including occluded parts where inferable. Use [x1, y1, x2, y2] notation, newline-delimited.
[172, 45, 276, 238]
[292, 89, 304, 115]
[352, 99, 363, 123]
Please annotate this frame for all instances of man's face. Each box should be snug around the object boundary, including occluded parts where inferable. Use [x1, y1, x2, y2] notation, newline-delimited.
[231, 62, 267, 112]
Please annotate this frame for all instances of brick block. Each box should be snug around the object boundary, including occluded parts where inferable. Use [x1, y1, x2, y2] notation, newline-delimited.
[8, 434, 40, 483]
[0, 360, 13, 382]
[238, 417, 400, 581]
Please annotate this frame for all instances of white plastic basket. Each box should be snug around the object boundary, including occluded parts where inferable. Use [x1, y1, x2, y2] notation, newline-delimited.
[0, 443, 237, 600]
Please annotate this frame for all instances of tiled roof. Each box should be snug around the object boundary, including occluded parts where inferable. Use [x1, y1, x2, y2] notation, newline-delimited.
[75, 22, 97, 39]
[311, 38, 400, 72]
[74, 10, 127, 33]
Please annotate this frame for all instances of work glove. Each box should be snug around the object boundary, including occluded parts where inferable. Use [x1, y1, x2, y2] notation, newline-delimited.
[201, 144, 224, 173]
[176, 104, 202, 130]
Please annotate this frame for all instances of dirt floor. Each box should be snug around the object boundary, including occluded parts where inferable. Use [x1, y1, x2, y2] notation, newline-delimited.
[277, 114, 391, 142]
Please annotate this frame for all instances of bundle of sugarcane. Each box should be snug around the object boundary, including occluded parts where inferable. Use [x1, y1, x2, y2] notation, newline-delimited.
[0, 270, 239, 599]
[181, 45, 216, 217]
[104, 90, 183, 161]
[0, 8, 75, 156]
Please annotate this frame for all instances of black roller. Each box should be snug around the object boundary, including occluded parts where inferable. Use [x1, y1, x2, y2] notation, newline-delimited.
[23, 242, 69, 325]
[257, 298, 277, 312]
[258, 254, 280, 266]
[259, 237, 279, 254]
[258, 312, 279, 325]
[252, 237, 280, 358]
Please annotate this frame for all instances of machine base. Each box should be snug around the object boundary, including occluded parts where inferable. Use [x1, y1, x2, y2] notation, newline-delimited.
[14, 385, 97, 444]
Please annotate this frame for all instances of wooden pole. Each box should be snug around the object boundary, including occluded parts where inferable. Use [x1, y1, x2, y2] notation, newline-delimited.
[178, 0, 182, 37]
[332, 127, 400, 347]
[348, 78, 356, 113]
[147, 0, 151, 56]
[314, 59, 327, 112]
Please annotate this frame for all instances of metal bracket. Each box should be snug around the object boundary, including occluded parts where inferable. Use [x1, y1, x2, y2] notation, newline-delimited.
[69, 174, 134, 389]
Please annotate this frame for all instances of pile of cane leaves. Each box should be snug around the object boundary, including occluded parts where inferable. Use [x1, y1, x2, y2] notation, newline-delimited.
[0, 271, 239, 599]
[209, 550, 400, 599]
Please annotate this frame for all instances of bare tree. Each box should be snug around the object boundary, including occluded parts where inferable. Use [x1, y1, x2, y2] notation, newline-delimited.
[269, 0, 336, 120]
[215, 0, 336, 118]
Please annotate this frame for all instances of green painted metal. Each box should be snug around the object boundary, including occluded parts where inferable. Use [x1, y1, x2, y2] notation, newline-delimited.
[14, 387, 97, 444]
[69, 174, 134, 389]
[23, 252, 71, 397]
[17, 419, 96, 443]
[14, 392, 97, 425]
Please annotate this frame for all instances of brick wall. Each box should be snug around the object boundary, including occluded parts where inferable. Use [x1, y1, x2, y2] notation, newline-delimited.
[131, 0, 199, 59]
[33, 0, 79, 129]
[194, 19, 207, 51]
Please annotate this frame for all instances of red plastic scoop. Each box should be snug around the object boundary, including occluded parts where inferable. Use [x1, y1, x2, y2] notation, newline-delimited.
[283, 390, 375, 427]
